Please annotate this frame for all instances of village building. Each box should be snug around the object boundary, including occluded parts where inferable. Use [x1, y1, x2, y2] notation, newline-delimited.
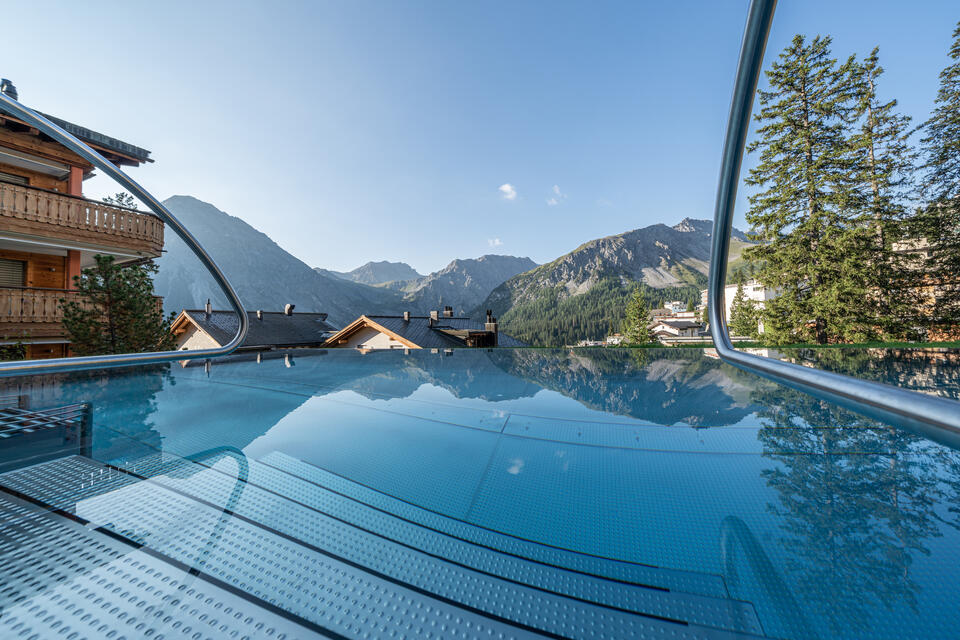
[648, 318, 705, 344]
[700, 280, 778, 334]
[172, 304, 337, 351]
[0, 79, 158, 358]
[324, 307, 525, 350]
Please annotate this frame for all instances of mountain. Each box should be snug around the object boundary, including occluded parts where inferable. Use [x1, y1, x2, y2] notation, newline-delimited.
[153, 196, 402, 327]
[324, 261, 422, 286]
[477, 218, 752, 346]
[392, 255, 538, 315]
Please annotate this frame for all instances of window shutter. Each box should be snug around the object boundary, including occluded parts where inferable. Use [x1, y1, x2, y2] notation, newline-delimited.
[0, 259, 26, 287]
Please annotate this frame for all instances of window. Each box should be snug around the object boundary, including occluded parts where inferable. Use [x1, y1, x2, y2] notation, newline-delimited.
[0, 170, 28, 186]
[0, 258, 26, 288]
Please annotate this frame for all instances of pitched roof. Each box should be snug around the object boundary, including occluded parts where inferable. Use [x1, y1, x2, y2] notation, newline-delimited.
[40, 112, 152, 164]
[326, 315, 527, 349]
[177, 310, 337, 349]
[651, 319, 703, 330]
[0, 103, 152, 165]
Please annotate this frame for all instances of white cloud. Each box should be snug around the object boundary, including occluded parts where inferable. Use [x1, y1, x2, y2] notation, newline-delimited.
[507, 458, 525, 475]
[488, 237, 503, 248]
[547, 184, 567, 206]
[498, 183, 517, 200]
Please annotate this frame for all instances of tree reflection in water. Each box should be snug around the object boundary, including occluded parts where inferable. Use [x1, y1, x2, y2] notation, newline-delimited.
[752, 377, 954, 637]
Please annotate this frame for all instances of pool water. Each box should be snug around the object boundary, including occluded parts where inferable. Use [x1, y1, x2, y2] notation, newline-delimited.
[1, 348, 959, 639]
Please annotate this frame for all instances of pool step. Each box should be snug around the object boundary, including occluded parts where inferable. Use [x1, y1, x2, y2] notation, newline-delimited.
[122, 449, 763, 635]
[258, 451, 729, 598]
[0, 491, 315, 639]
[0, 455, 767, 639]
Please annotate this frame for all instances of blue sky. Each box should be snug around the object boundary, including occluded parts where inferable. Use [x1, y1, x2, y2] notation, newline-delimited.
[2, 1, 956, 273]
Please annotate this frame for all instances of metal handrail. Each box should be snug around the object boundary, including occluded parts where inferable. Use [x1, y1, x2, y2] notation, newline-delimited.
[708, 0, 960, 449]
[0, 92, 247, 375]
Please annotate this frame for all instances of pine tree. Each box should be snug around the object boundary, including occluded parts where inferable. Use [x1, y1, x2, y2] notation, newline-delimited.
[729, 282, 760, 338]
[916, 22, 960, 333]
[848, 48, 919, 339]
[103, 192, 138, 209]
[745, 35, 871, 345]
[622, 286, 654, 344]
[61, 255, 176, 356]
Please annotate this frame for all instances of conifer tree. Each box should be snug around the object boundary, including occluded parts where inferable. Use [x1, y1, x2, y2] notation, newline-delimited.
[848, 48, 918, 338]
[622, 286, 654, 345]
[730, 282, 760, 338]
[917, 22, 960, 332]
[61, 255, 176, 356]
[745, 35, 871, 345]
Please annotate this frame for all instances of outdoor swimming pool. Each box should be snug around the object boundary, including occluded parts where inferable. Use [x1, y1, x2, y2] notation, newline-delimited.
[1, 347, 958, 639]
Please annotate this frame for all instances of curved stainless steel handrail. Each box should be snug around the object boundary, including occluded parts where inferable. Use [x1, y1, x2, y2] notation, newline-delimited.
[709, 0, 960, 450]
[0, 92, 247, 376]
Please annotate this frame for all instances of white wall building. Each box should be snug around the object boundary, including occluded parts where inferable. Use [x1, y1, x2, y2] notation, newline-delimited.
[699, 280, 778, 334]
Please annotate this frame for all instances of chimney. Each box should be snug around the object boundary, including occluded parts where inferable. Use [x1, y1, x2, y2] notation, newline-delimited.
[284, 303, 295, 316]
[485, 313, 498, 347]
[0, 79, 18, 101]
[443, 306, 453, 318]
[402, 311, 410, 322]
[256, 310, 263, 320]
[204, 299, 211, 317]
[429, 310, 439, 326]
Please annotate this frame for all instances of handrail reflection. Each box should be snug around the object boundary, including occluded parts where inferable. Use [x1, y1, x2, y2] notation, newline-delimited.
[720, 515, 816, 640]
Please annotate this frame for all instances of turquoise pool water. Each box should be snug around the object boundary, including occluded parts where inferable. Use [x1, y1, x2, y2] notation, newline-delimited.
[1, 347, 958, 639]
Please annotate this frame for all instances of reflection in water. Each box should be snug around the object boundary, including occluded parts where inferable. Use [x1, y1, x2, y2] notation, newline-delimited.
[0, 364, 172, 462]
[751, 382, 958, 638]
[3, 348, 959, 640]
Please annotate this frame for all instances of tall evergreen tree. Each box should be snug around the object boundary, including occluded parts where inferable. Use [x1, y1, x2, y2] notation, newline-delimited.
[61, 255, 176, 356]
[729, 282, 760, 338]
[621, 286, 654, 344]
[745, 35, 872, 344]
[917, 22, 960, 332]
[848, 48, 919, 339]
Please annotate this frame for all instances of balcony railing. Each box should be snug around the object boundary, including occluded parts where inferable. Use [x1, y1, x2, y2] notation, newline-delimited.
[0, 287, 88, 324]
[0, 287, 164, 326]
[0, 182, 164, 257]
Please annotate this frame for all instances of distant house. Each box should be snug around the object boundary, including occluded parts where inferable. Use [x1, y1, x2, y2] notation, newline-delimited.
[172, 304, 337, 351]
[324, 307, 526, 350]
[648, 318, 706, 345]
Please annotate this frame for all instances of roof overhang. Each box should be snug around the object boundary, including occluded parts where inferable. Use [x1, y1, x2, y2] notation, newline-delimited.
[0, 146, 70, 179]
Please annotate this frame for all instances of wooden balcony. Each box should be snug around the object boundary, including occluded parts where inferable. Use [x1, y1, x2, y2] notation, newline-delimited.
[0, 182, 163, 257]
[0, 287, 84, 339]
[0, 287, 162, 342]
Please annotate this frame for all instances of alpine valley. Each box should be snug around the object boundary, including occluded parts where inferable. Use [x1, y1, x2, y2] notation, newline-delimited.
[153, 197, 750, 345]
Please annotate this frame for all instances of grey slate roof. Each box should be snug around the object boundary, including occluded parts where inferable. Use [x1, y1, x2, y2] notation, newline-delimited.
[0, 102, 152, 163]
[183, 310, 337, 349]
[366, 316, 527, 348]
[650, 319, 703, 330]
[40, 112, 152, 163]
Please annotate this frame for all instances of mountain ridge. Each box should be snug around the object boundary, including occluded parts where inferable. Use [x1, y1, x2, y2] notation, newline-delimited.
[153, 196, 404, 327]
[476, 217, 752, 345]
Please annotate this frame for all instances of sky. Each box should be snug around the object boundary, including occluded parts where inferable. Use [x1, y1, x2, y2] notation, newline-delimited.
[2, 1, 957, 274]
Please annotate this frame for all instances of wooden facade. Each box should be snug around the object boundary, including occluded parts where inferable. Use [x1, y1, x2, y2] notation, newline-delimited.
[0, 90, 158, 359]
